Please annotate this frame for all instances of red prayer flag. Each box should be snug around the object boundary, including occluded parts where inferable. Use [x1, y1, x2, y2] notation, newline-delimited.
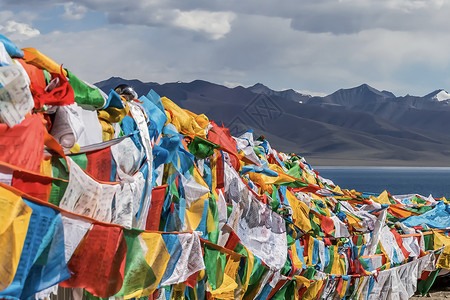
[145, 185, 167, 231]
[420, 271, 430, 281]
[0, 114, 45, 173]
[11, 170, 52, 201]
[60, 224, 127, 298]
[185, 271, 199, 288]
[335, 277, 343, 296]
[215, 151, 225, 189]
[290, 185, 321, 194]
[30, 70, 74, 109]
[16, 59, 47, 91]
[207, 121, 240, 171]
[224, 230, 240, 251]
[85, 147, 112, 182]
[319, 215, 334, 236]
[390, 228, 411, 259]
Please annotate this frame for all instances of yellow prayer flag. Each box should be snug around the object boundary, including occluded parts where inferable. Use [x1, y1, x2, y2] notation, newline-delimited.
[340, 278, 349, 298]
[294, 276, 310, 289]
[286, 190, 312, 232]
[345, 213, 364, 230]
[239, 246, 254, 299]
[40, 157, 53, 177]
[333, 185, 344, 195]
[210, 273, 238, 299]
[294, 276, 310, 300]
[0, 186, 33, 291]
[185, 110, 209, 128]
[161, 97, 208, 137]
[124, 233, 171, 299]
[290, 243, 304, 270]
[301, 279, 324, 300]
[433, 231, 450, 269]
[330, 247, 346, 275]
[302, 170, 317, 185]
[211, 255, 240, 299]
[370, 190, 390, 205]
[185, 198, 206, 232]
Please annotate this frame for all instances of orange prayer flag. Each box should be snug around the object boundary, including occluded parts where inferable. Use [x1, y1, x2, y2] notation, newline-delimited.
[21, 47, 67, 76]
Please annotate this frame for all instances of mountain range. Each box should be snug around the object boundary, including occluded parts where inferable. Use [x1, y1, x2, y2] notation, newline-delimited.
[95, 77, 450, 166]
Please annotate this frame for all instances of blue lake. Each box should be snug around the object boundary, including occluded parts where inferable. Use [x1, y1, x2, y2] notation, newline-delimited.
[314, 167, 450, 198]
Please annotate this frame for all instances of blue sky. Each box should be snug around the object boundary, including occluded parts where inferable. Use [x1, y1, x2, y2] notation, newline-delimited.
[2, 0, 450, 97]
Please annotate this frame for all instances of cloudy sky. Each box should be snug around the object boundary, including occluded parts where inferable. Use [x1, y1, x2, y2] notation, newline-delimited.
[1, 0, 450, 97]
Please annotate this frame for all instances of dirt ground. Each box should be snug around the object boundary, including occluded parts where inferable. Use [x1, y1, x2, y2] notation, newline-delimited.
[411, 277, 450, 299]
[410, 291, 450, 299]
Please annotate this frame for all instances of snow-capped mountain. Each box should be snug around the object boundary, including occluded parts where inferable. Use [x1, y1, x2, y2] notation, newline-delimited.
[424, 89, 450, 102]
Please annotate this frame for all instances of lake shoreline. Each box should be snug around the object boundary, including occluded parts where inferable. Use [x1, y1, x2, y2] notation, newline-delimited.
[310, 165, 450, 198]
[314, 166, 450, 170]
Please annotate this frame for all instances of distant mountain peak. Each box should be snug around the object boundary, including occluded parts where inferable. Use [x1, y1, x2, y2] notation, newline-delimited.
[249, 83, 271, 93]
[247, 82, 312, 103]
[330, 83, 390, 99]
[249, 83, 310, 96]
[251, 82, 268, 88]
[355, 83, 385, 95]
[358, 83, 371, 89]
[350, 83, 376, 91]
[426, 89, 450, 101]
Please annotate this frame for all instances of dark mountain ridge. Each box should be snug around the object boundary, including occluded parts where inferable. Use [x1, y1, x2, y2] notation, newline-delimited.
[248, 83, 311, 103]
[95, 77, 450, 166]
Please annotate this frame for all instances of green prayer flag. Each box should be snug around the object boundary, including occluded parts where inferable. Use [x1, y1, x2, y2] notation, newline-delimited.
[417, 269, 440, 296]
[67, 70, 106, 109]
[403, 205, 433, 214]
[270, 279, 296, 300]
[115, 229, 156, 297]
[203, 244, 225, 290]
[303, 266, 317, 280]
[188, 136, 220, 159]
[207, 194, 220, 244]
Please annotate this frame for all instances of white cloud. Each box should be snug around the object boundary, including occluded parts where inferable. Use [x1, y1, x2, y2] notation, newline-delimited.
[295, 90, 327, 97]
[223, 81, 247, 88]
[172, 10, 235, 40]
[6, 0, 450, 96]
[72, 0, 236, 39]
[384, 0, 444, 11]
[104, 6, 235, 40]
[53, 0, 450, 36]
[0, 20, 40, 41]
[63, 2, 88, 20]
